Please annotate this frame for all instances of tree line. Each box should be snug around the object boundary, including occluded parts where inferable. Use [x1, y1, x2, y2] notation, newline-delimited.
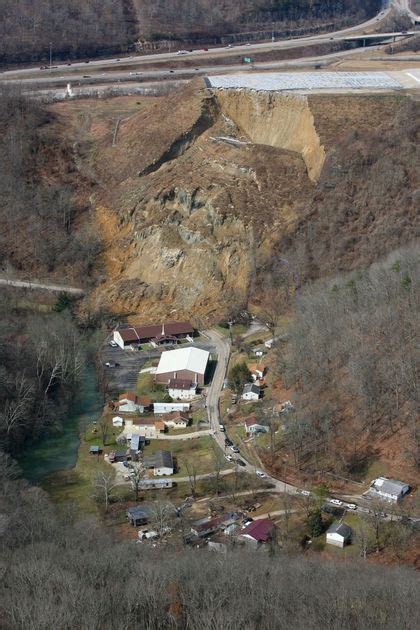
[273, 244, 418, 476]
[0, 0, 382, 64]
[0, 455, 419, 629]
[0, 86, 101, 280]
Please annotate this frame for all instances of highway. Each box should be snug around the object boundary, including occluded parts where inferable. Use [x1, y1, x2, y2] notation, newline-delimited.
[1, 0, 417, 90]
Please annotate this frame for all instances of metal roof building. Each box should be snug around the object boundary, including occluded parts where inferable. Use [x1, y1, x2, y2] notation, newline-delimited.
[155, 346, 209, 385]
[370, 477, 410, 502]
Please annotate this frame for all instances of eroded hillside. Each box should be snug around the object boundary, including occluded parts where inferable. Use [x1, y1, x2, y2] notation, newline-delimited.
[53, 81, 418, 322]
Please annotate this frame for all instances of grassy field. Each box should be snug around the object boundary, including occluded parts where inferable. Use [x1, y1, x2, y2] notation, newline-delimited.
[143, 435, 231, 478]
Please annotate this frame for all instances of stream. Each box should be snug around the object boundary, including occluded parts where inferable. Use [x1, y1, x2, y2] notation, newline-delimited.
[17, 364, 102, 483]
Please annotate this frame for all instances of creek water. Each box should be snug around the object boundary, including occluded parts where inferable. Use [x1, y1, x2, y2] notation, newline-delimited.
[17, 364, 102, 483]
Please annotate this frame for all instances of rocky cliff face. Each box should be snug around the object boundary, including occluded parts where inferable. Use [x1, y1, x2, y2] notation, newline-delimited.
[65, 81, 417, 322]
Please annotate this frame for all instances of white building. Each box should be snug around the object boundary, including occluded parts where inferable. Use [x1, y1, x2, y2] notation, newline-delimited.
[326, 523, 352, 548]
[162, 411, 189, 429]
[124, 417, 165, 438]
[143, 450, 174, 476]
[242, 383, 260, 401]
[153, 402, 190, 414]
[112, 416, 124, 427]
[244, 421, 269, 434]
[155, 346, 209, 386]
[168, 378, 197, 400]
[116, 392, 151, 414]
[369, 477, 410, 502]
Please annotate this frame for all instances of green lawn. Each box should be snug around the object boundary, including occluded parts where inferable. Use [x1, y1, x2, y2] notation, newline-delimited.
[136, 372, 168, 401]
[143, 435, 231, 478]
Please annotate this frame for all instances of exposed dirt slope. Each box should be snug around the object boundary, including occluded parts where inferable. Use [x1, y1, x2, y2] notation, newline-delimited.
[216, 90, 325, 181]
[52, 81, 418, 322]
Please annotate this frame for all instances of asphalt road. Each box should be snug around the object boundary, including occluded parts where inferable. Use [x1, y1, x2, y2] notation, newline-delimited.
[0, 277, 84, 295]
[0, 1, 406, 89]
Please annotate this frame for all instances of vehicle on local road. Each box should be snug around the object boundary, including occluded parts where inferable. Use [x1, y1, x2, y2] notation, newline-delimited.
[105, 361, 120, 368]
[346, 503, 358, 510]
[230, 445, 240, 453]
[219, 424, 225, 432]
[225, 438, 233, 447]
[255, 470, 266, 478]
[300, 490, 310, 496]
[329, 499, 343, 506]
[225, 454, 233, 462]
[176, 50, 189, 55]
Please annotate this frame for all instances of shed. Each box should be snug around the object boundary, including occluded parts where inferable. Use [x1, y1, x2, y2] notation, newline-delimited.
[326, 522, 352, 548]
[89, 445, 101, 455]
[126, 503, 154, 526]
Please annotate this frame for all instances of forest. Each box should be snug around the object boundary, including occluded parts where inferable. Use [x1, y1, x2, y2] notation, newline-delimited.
[0, 0, 382, 64]
[273, 245, 418, 478]
[0, 456, 419, 629]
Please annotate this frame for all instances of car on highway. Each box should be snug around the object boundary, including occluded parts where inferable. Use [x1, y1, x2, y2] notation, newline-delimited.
[230, 445, 239, 453]
[105, 361, 120, 368]
[329, 498, 343, 506]
[346, 503, 358, 510]
[255, 470, 266, 478]
[224, 454, 233, 462]
[236, 459, 246, 467]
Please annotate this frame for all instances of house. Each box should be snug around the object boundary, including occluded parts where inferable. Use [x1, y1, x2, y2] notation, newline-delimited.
[326, 523, 352, 548]
[140, 478, 173, 490]
[155, 347, 209, 386]
[244, 421, 269, 435]
[162, 411, 189, 429]
[126, 503, 154, 526]
[237, 518, 277, 547]
[124, 417, 165, 438]
[129, 434, 145, 456]
[168, 378, 197, 400]
[242, 383, 260, 401]
[248, 364, 265, 381]
[117, 392, 152, 414]
[369, 477, 410, 502]
[153, 402, 190, 414]
[143, 450, 174, 476]
[112, 416, 124, 427]
[191, 513, 237, 538]
[113, 321, 194, 349]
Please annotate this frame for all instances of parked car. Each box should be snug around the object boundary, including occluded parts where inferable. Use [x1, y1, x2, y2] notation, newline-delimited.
[329, 498, 343, 506]
[219, 424, 225, 432]
[105, 361, 120, 368]
[236, 459, 246, 467]
[346, 503, 358, 510]
[230, 445, 239, 453]
[255, 470, 266, 478]
[300, 490, 311, 496]
[225, 438, 233, 447]
[224, 454, 233, 462]
[109, 340, 118, 347]
[242, 517, 253, 526]
[176, 50, 189, 55]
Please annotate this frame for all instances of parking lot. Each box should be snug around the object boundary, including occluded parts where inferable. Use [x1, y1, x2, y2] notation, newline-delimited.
[101, 336, 217, 392]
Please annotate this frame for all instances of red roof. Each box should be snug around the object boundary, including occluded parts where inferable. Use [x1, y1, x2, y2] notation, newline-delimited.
[240, 519, 276, 542]
[117, 321, 193, 343]
[118, 393, 152, 407]
[132, 417, 165, 430]
[163, 411, 189, 423]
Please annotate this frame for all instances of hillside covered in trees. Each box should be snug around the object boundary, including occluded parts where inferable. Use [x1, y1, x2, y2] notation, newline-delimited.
[0, 0, 382, 64]
[0, 457, 419, 629]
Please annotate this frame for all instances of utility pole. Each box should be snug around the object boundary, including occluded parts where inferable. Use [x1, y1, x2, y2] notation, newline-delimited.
[49, 41, 52, 71]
